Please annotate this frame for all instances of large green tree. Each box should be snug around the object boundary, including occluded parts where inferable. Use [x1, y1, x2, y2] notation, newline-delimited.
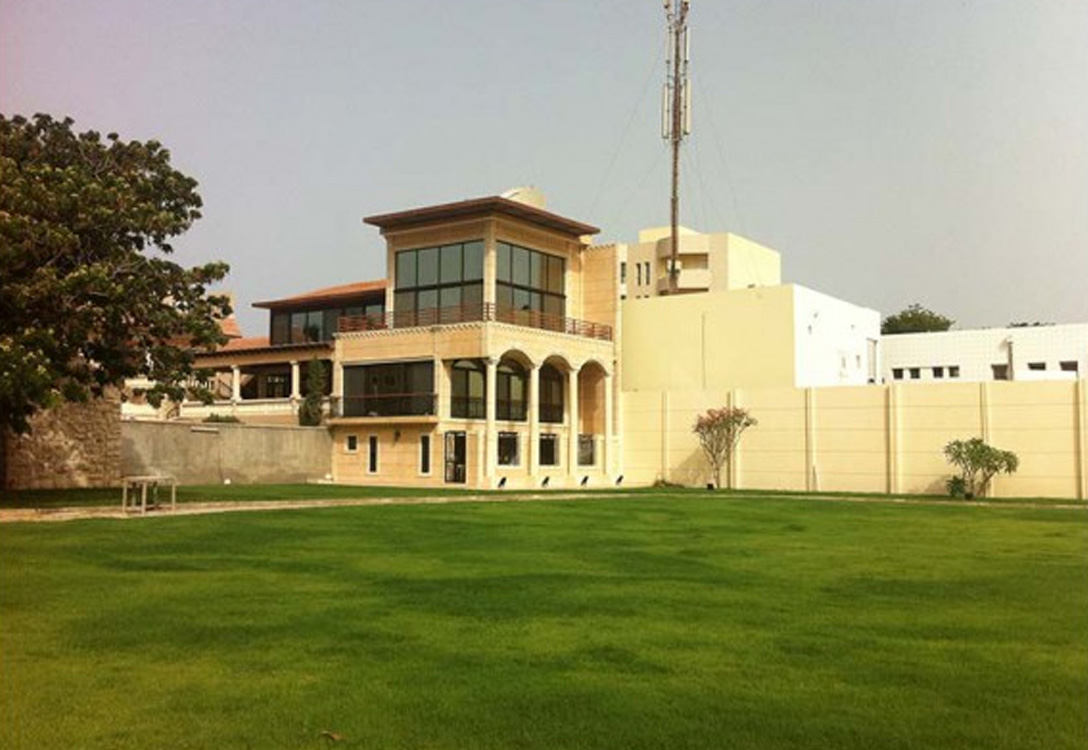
[881, 303, 954, 335]
[0, 113, 230, 448]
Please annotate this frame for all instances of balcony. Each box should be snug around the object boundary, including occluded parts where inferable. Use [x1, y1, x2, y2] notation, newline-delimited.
[339, 303, 612, 341]
[332, 393, 437, 419]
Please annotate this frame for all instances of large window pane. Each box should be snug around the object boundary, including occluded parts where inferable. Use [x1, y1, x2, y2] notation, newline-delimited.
[496, 283, 514, 310]
[547, 255, 564, 293]
[396, 251, 416, 289]
[496, 242, 511, 282]
[440, 244, 463, 284]
[439, 286, 461, 309]
[418, 289, 438, 310]
[511, 245, 530, 286]
[395, 290, 416, 313]
[462, 282, 483, 306]
[529, 251, 543, 289]
[418, 246, 439, 286]
[463, 241, 484, 281]
[271, 312, 289, 345]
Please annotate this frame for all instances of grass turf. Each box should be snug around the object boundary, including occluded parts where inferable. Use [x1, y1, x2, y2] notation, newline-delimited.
[1, 495, 1085, 749]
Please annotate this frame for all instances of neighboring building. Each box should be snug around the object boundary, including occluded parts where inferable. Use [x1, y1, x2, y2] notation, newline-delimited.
[620, 226, 781, 299]
[882, 324, 1088, 384]
[615, 226, 879, 389]
[621, 284, 880, 391]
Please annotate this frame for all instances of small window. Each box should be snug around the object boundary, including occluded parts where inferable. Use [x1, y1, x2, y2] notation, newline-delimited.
[368, 436, 379, 473]
[346, 435, 358, 453]
[892, 368, 904, 380]
[909, 367, 921, 380]
[419, 434, 431, 475]
[933, 366, 944, 379]
[992, 364, 1009, 381]
[620, 262, 627, 283]
[1060, 361, 1079, 373]
[949, 366, 961, 378]
[539, 434, 558, 466]
[636, 263, 642, 286]
[578, 434, 596, 466]
[1027, 362, 1046, 371]
[498, 432, 520, 466]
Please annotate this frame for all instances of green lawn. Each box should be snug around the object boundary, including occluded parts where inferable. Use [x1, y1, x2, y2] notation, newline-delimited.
[2, 495, 1085, 749]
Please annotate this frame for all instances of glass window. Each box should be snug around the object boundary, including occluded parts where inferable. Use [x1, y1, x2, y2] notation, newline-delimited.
[1028, 362, 1046, 371]
[496, 242, 512, 282]
[498, 432, 519, 466]
[418, 289, 438, 311]
[271, 312, 290, 345]
[440, 244, 463, 284]
[420, 434, 431, 475]
[539, 364, 564, 423]
[368, 436, 378, 473]
[578, 434, 595, 466]
[511, 245, 530, 286]
[932, 366, 944, 378]
[462, 282, 483, 307]
[546, 255, 564, 293]
[892, 368, 903, 380]
[463, 241, 484, 281]
[417, 246, 439, 286]
[497, 360, 527, 421]
[949, 366, 961, 378]
[539, 434, 558, 466]
[451, 359, 486, 419]
[394, 290, 416, 313]
[1060, 361, 1079, 373]
[992, 364, 1009, 381]
[909, 368, 921, 380]
[439, 286, 462, 309]
[346, 435, 358, 452]
[396, 251, 416, 289]
[529, 251, 543, 289]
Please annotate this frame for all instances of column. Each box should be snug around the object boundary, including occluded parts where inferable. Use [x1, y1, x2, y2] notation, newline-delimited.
[290, 361, 301, 402]
[230, 365, 241, 403]
[567, 367, 580, 478]
[528, 364, 540, 479]
[485, 358, 497, 482]
[603, 370, 614, 476]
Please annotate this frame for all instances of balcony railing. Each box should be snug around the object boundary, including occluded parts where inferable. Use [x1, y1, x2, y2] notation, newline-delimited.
[333, 393, 437, 418]
[339, 303, 612, 341]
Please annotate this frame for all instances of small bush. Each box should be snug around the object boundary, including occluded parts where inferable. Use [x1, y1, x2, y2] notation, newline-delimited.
[943, 438, 1018, 499]
[203, 413, 240, 423]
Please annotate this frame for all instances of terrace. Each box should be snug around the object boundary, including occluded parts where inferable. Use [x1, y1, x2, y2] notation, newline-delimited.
[338, 302, 612, 341]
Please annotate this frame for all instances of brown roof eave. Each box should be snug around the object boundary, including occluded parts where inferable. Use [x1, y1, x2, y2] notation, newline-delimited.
[364, 196, 599, 238]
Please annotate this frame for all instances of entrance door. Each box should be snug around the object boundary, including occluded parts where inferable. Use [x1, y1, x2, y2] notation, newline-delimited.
[444, 431, 467, 484]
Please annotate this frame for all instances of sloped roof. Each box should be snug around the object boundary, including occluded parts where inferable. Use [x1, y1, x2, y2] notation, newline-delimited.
[254, 279, 387, 310]
[364, 196, 599, 238]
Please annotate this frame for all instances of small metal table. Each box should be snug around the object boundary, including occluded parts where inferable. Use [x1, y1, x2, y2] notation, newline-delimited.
[121, 475, 177, 515]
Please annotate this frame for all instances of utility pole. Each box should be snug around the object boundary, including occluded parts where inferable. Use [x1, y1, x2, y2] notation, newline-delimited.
[663, 0, 691, 295]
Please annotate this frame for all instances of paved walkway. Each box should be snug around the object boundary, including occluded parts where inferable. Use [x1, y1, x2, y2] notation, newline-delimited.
[1, 491, 1084, 524]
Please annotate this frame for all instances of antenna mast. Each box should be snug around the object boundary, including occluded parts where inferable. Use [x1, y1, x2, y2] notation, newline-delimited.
[663, 0, 691, 295]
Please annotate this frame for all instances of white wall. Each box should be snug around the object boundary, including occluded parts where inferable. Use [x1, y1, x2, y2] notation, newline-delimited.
[882, 324, 1088, 383]
[792, 285, 881, 387]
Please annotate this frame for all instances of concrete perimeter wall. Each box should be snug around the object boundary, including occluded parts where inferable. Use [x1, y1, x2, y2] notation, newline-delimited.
[623, 380, 1088, 500]
[122, 421, 332, 485]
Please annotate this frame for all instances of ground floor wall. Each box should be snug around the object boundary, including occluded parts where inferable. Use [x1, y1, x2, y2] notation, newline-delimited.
[330, 420, 618, 490]
[122, 420, 332, 485]
[622, 380, 1088, 500]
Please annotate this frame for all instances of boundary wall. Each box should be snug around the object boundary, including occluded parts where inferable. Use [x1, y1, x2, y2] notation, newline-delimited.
[122, 420, 332, 486]
[622, 380, 1088, 499]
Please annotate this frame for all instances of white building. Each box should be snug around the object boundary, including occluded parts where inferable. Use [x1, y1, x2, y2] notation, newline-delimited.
[881, 324, 1088, 383]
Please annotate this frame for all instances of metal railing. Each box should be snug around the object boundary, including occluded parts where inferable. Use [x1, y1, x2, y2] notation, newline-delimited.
[333, 393, 437, 418]
[339, 303, 612, 341]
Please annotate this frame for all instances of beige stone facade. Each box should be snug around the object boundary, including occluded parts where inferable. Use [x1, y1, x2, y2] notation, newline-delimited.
[3, 394, 122, 490]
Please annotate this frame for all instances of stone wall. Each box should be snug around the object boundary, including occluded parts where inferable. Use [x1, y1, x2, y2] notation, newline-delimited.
[2, 396, 123, 490]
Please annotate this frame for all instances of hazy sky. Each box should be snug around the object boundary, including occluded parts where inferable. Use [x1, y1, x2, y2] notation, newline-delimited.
[3, 0, 1085, 336]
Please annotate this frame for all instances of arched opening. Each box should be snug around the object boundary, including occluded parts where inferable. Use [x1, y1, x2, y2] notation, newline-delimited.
[450, 359, 485, 419]
[497, 358, 528, 421]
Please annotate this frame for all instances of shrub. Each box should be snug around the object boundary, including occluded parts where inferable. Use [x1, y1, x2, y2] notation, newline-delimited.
[693, 407, 757, 489]
[943, 438, 1019, 499]
[203, 413, 240, 423]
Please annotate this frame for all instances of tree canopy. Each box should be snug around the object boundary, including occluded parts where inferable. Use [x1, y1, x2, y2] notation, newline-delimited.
[693, 406, 756, 489]
[0, 113, 230, 437]
[881, 304, 954, 335]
